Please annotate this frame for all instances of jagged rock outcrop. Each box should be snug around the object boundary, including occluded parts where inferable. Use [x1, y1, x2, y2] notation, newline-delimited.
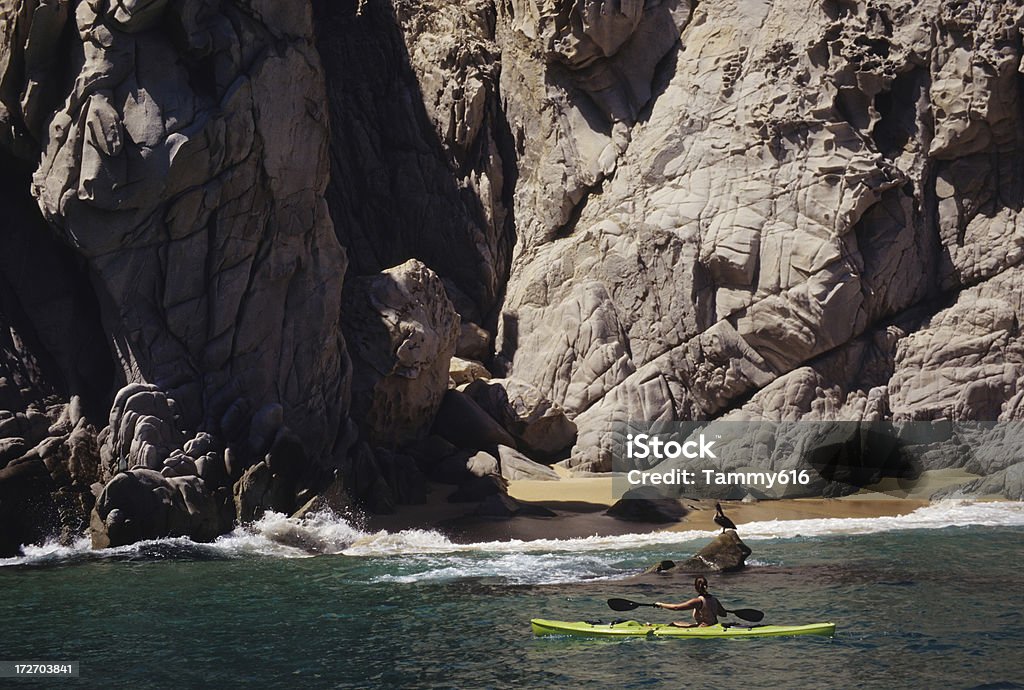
[1, 0, 355, 549]
[934, 462, 1024, 501]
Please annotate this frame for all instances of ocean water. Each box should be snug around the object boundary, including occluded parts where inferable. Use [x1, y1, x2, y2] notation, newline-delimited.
[1, 501, 1023, 689]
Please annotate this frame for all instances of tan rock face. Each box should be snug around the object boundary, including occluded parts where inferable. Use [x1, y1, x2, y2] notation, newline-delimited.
[484, 0, 1024, 477]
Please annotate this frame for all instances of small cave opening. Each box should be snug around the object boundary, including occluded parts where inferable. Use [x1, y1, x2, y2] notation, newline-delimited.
[872, 65, 927, 158]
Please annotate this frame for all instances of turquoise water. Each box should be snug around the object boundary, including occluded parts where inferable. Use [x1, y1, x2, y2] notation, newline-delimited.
[1, 503, 1023, 689]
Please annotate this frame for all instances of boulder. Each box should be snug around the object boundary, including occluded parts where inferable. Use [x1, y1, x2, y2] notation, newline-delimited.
[463, 379, 576, 459]
[450, 356, 491, 386]
[195, 453, 229, 489]
[456, 322, 492, 361]
[233, 461, 272, 524]
[466, 451, 499, 478]
[103, 385, 184, 474]
[448, 474, 506, 503]
[432, 449, 499, 485]
[432, 389, 516, 450]
[680, 531, 753, 573]
[498, 445, 560, 481]
[642, 559, 678, 575]
[343, 259, 460, 447]
[292, 476, 353, 519]
[606, 489, 687, 523]
[90, 468, 225, 548]
[473, 493, 556, 519]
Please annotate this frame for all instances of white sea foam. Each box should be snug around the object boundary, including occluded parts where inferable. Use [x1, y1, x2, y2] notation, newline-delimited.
[371, 552, 627, 586]
[1, 500, 1022, 568]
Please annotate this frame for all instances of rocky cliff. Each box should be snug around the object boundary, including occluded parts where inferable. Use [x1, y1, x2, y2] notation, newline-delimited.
[0, 0, 1022, 554]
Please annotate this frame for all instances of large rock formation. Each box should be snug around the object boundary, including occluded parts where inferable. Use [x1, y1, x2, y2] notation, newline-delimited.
[488, 0, 1024, 486]
[1, 0, 1023, 554]
[0, 0, 357, 553]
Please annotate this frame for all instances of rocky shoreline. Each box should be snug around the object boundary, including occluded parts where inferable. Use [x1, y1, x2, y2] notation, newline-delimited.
[3, 0, 1024, 556]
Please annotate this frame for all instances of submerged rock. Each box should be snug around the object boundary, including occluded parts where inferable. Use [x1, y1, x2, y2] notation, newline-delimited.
[680, 531, 753, 572]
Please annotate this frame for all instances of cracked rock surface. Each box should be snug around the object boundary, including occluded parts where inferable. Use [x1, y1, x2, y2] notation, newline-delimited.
[1, 0, 1024, 554]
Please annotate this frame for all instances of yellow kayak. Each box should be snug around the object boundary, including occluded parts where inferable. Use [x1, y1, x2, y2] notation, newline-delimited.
[530, 619, 836, 639]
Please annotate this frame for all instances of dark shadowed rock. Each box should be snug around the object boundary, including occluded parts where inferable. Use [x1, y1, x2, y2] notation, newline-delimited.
[430, 451, 477, 485]
[463, 379, 576, 460]
[432, 389, 516, 450]
[0, 456, 57, 556]
[91, 468, 225, 548]
[0, 437, 28, 469]
[374, 449, 427, 505]
[406, 434, 458, 474]
[292, 475, 353, 519]
[474, 493, 522, 518]
[606, 489, 687, 523]
[448, 475, 507, 503]
[473, 493, 557, 519]
[457, 322, 492, 361]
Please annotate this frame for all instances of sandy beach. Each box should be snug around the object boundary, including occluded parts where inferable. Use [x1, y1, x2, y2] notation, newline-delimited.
[362, 468, 992, 542]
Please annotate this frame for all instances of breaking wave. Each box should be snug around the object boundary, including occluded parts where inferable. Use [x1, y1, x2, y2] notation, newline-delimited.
[2, 500, 1022, 571]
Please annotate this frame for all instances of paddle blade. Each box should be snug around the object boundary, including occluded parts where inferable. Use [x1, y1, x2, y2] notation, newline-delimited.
[607, 598, 643, 612]
[729, 608, 765, 622]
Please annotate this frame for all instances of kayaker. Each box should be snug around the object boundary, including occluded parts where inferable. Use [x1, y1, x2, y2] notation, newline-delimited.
[654, 576, 727, 627]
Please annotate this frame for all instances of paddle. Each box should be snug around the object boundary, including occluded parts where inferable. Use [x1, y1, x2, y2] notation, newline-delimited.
[607, 597, 765, 623]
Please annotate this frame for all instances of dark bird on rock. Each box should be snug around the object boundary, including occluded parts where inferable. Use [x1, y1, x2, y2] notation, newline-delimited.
[714, 503, 737, 533]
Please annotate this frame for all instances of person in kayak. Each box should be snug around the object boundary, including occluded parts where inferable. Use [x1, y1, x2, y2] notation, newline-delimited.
[654, 576, 727, 627]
